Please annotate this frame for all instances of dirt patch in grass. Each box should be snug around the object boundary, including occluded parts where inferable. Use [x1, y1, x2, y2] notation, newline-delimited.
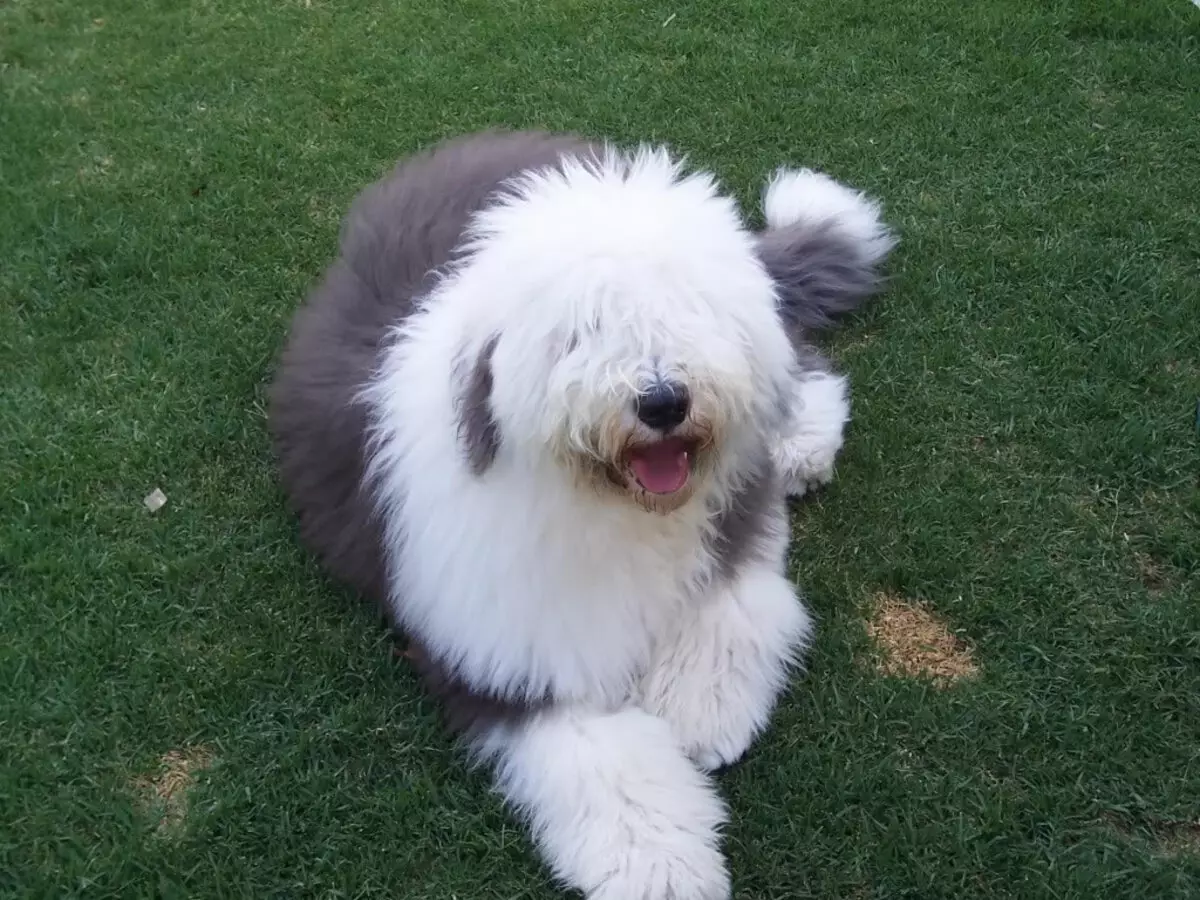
[1101, 812, 1200, 858]
[1164, 358, 1199, 378]
[1156, 822, 1200, 857]
[132, 745, 215, 835]
[1132, 550, 1172, 594]
[865, 592, 979, 686]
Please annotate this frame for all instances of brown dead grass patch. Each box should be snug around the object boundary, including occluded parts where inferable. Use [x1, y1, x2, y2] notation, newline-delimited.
[865, 592, 978, 686]
[1132, 550, 1171, 594]
[1156, 824, 1200, 857]
[132, 745, 215, 835]
[1165, 358, 1199, 378]
[1100, 812, 1200, 858]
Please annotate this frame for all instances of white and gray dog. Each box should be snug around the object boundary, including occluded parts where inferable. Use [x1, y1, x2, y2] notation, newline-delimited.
[269, 130, 894, 899]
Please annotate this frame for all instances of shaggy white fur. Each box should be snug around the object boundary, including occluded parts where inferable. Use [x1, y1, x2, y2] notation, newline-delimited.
[480, 707, 731, 900]
[337, 140, 893, 899]
[774, 370, 852, 497]
[363, 148, 798, 708]
[637, 502, 813, 772]
[764, 166, 894, 257]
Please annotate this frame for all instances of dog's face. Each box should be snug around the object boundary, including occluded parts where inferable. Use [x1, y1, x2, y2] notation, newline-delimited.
[527, 302, 753, 515]
[447, 148, 795, 514]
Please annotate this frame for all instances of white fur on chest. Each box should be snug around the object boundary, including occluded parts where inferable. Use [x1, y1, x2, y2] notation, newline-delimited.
[364, 316, 716, 709]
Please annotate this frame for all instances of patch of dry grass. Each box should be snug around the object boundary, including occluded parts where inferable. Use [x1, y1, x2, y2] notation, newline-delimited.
[1132, 550, 1171, 595]
[864, 592, 979, 686]
[1100, 813, 1200, 859]
[1156, 824, 1200, 858]
[132, 745, 215, 835]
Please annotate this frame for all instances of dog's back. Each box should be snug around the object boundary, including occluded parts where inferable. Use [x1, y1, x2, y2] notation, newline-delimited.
[267, 130, 597, 609]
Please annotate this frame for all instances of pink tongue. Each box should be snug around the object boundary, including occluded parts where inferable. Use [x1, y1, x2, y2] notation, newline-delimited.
[630, 443, 690, 494]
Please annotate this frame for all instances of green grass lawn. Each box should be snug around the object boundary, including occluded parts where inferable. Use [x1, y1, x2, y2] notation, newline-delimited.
[3, 0, 1199, 896]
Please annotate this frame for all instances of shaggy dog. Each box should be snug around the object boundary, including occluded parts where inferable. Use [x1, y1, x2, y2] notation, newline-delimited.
[268, 130, 894, 899]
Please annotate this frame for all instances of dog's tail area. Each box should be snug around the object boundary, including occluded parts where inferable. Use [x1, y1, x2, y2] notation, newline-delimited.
[755, 168, 897, 335]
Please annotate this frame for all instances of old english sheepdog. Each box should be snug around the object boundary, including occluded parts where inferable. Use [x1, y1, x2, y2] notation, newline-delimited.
[269, 130, 894, 899]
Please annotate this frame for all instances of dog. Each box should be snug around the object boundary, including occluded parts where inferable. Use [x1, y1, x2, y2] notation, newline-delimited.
[268, 129, 894, 899]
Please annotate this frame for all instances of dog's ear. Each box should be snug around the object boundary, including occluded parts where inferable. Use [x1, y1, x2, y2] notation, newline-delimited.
[755, 168, 897, 338]
[453, 333, 501, 475]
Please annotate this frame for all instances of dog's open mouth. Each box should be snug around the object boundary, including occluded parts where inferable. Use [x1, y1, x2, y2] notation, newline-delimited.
[626, 437, 696, 495]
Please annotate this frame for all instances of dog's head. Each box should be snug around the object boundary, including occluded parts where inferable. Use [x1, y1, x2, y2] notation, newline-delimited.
[443, 146, 796, 514]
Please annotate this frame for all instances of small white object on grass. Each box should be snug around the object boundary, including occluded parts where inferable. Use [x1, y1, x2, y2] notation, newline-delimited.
[144, 488, 168, 513]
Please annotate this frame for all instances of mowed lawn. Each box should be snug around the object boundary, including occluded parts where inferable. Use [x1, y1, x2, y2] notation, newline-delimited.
[3, 0, 1199, 897]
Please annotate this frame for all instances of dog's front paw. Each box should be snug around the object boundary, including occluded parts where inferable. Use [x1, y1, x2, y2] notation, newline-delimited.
[640, 639, 773, 773]
[689, 731, 755, 774]
[588, 839, 731, 900]
[774, 436, 838, 499]
[776, 370, 850, 498]
[641, 667, 762, 773]
[501, 707, 730, 900]
[640, 568, 812, 774]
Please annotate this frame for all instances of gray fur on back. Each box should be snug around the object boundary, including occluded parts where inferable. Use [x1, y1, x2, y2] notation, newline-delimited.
[269, 130, 597, 605]
[267, 130, 598, 732]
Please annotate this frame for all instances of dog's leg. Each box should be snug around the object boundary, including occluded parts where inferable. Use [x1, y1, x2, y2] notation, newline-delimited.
[774, 366, 851, 498]
[639, 563, 812, 773]
[755, 164, 894, 499]
[477, 707, 731, 900]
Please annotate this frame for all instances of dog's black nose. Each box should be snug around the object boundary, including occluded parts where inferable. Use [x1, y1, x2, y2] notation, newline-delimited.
[635, 382, 690, 431]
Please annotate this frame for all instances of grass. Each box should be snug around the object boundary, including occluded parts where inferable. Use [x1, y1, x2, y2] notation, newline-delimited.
[2, 0, 1199, 896]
